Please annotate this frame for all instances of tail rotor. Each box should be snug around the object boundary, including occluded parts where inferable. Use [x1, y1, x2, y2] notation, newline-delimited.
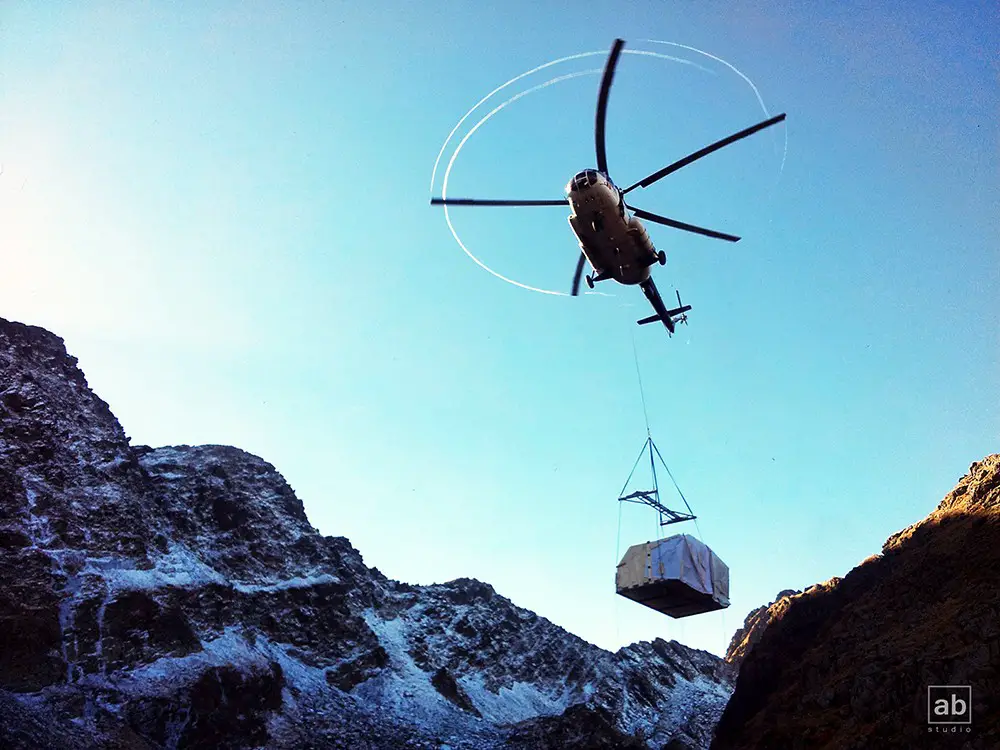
[674, 291, 689, 326]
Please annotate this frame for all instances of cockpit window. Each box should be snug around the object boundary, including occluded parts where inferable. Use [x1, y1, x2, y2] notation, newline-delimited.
[570, 170, 604, 191]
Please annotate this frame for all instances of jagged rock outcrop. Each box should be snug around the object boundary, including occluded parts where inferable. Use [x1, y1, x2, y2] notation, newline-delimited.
[723, 589, 799, 669]
[713, 455, 1000, 750]
[0, 317, 734, 749]
[505, 704, 648, 749]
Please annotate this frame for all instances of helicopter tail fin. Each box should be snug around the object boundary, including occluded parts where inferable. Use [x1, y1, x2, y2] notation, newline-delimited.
[637, 297, 690, 327]
[637, 312, 677, 334]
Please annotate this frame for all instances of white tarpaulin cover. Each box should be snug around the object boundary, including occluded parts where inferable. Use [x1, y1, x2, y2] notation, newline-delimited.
[616, 534, 730, 611]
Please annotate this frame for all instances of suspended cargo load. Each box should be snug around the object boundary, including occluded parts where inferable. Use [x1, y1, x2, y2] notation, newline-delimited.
[616, 534, 730, 618]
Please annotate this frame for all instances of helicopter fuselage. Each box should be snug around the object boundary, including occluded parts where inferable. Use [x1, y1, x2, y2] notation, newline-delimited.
[565, 169, 663, 287]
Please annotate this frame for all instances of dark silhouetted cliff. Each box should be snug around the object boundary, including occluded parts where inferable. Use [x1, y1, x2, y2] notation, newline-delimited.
[714, 455, 1000, 750]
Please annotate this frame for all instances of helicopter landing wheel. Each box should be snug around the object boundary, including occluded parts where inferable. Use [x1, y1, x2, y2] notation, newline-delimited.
[586, 275, 595, 290]
[657, 250, 666, 266]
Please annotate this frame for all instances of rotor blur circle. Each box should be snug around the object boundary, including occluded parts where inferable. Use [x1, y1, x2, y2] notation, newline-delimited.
[431, 44, 780, 297]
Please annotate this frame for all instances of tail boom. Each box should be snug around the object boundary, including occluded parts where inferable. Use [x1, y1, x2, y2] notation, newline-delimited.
[637, 279, 690, 335]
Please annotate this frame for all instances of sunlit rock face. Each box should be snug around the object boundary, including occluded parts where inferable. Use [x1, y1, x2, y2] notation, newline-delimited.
[0, 316, 735, 749]
[713, 455, 1000, 750]
[723, 589, 800, 671]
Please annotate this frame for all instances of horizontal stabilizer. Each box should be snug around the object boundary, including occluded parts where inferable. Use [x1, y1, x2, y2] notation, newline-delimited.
[637, 314, 662, 326]
[666, 305, 692, 317]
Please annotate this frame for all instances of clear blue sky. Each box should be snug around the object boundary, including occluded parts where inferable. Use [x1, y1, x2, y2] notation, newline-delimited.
[2, 2, 996, 657]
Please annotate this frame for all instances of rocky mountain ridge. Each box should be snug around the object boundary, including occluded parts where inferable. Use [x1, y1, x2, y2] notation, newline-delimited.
[723, 589, 798, 670]
[0, 316, 734, 749]
[713, 454, 1000, 749]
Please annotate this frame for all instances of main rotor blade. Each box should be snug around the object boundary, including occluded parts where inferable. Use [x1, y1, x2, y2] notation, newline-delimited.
[595, 39, 625, 176]
[431, 198, 566, 206]
[571, 252, 586, 296]
[628, 206, 741, 243]
[622, 113, 787, 194]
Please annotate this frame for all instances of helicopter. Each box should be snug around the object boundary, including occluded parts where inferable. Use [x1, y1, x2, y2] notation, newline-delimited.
[431, 39, 786, 335]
